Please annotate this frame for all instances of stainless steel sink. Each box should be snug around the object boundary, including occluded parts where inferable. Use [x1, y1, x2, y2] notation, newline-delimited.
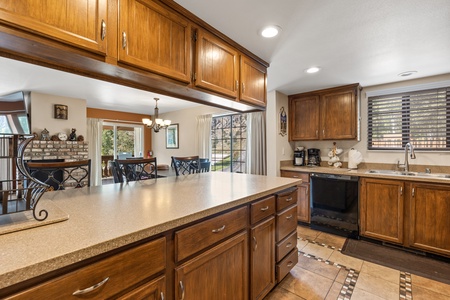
[366, 169, 450, 179]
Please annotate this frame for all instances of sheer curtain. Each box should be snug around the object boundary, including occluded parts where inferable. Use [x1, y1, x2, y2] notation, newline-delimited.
[87, 118, 103, 186]
[247, 111, 266, 175]
[196, 114, 212, 159]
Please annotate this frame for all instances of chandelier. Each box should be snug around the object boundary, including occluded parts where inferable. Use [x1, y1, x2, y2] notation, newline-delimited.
[142, 98, 171, 132]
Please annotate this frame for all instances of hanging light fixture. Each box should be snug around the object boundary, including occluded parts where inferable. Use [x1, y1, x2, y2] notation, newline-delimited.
[142, 98, 171, 132]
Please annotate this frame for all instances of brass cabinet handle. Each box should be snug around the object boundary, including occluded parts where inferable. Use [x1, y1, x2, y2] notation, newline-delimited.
[287, 261, 293, 267]
[235, 80, 239, 91]
[286, 214, 293, 219]
[292, 175, 299, 178]
[316, 130, 318, 137]
[72, 277, 109, 295]
[242, 82, 246, 93]
[212, 225, 226, 233]
[400, 186, 403, 196]
[253, 236, 258, 251]
[101, 19, 106, 41]
[122, 32, 127, 49]
[323, 129, 325, 137]
[412, 187, 415, 197]
[285, 197, 293, 202]
[179, 281, 185, 300]
[286, 242, 292, 248]
[260, 206, 269, 211]
[161, 291, 165, 300]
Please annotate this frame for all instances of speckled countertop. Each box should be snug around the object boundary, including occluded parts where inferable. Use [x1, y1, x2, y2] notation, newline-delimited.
[0, 172, 301, 290]
[281, 165, 450, 184]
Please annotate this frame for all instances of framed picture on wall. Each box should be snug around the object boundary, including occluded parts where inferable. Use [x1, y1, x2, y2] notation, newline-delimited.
[54, 104, 68, 120]
[166, 124, 179, 149]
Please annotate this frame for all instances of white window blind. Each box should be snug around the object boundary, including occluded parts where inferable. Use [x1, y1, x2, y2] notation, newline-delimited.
[368, 87, 450, 150]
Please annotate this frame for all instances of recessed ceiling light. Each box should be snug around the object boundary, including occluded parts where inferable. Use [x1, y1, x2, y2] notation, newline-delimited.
[261, 25, 282, 38]
[305, 67, 321, 74]
[398, 71, 417, 77]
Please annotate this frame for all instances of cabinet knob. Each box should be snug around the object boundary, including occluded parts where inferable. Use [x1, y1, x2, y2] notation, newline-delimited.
[179, 281, 185, 300]
[101, 20, 106, 41]
[122, 32, 127, 49]
[212, 225, 226, 233]
[72, 277, 109, 295]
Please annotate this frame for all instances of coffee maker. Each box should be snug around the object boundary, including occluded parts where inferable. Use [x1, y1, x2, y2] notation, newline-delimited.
[307, 148, 321, 166]
[293, 150, 306, 166]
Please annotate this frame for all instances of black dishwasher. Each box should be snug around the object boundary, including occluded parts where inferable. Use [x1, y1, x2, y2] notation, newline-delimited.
[310, 173, 359, 238]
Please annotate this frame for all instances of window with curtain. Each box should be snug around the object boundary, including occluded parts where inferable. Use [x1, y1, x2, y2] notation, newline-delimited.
[211, 114, 247, 173]
[368, 87, 450, 150]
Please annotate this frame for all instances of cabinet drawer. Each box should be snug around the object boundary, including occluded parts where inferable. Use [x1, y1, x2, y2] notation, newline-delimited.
[276, 248, 298, 282]
[175, 206, 248, 262]
[276, 230, 297, 262]
[7, 237, 166, 299]
[280, 171, 310, 183]
[251, 195, 276, 224]
[276, 206, 298, 241]
[276, 188, 298, 211]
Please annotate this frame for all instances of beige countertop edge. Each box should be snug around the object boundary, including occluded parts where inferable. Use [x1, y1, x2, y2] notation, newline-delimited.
[0, 177, 301, 290]
[281, 166, 450, 184]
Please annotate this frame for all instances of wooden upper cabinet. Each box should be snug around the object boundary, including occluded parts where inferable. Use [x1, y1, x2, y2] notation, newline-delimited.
[289, 95, 320, 141]
[288, 83, 359, 141]
[320, 87, 357, 139]
[0, 0, 107, 54]
[118, 0, 191, 83]
[240, 55, 267, 107]
[194, 28, 239, 98]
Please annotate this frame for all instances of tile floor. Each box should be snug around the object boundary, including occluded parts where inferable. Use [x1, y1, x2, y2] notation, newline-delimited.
[264, 225, 450, 300]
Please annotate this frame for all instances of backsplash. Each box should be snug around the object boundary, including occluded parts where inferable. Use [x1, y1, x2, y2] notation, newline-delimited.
[23, 140, 88, 161]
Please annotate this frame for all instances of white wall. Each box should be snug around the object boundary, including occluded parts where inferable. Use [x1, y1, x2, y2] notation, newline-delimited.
[290, 74, 450, 167]
[152, 105, 231, 165]
[266, 91, 292, 176]
[30, 92, 87, 138]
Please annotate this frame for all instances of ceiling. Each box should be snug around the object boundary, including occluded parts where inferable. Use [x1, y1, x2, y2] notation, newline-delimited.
[1, 0, 450, 114]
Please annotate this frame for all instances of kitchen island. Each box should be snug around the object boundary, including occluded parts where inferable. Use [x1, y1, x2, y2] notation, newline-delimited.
[0, 172, 301, 299]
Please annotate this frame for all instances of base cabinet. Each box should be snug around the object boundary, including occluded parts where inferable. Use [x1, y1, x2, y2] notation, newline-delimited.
[360, 178, 450, 257]
[280, 171, 310, 223]
[175, 232, 249, 300]
[360, 178, 404, 244]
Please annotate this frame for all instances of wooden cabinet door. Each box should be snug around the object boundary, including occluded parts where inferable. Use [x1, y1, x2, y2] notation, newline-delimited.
[360, 178, 404, 244]
[409, 182, 450, 256]
[320, 87, 357, 139]
[118, 0, 191, 83]
[289, 96, 320, 141]
[297, 183, 310, 223]
[240, 55, 267, 107]
[250, 217, 275, 300]
[0, 0, 107, 54]
[175, 232, 248, 300]
[195, 29, 239, 98]
[117, 276, 165, 300]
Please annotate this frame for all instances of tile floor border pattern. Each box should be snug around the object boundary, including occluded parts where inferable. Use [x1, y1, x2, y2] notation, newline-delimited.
[400, 272, 412, 300]
[298, 236, 417, 300]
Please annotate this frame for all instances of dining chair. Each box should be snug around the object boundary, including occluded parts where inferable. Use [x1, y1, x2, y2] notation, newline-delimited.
[171, 156, 201, 176]
[199, 158, 211, 173]
[115, 158, 158, 182]
[25, 159, 91, 190]
[109, 160, 124, 183]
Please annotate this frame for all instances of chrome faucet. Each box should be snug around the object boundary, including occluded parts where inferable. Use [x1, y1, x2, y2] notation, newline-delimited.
[398, 142, 416, 172]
